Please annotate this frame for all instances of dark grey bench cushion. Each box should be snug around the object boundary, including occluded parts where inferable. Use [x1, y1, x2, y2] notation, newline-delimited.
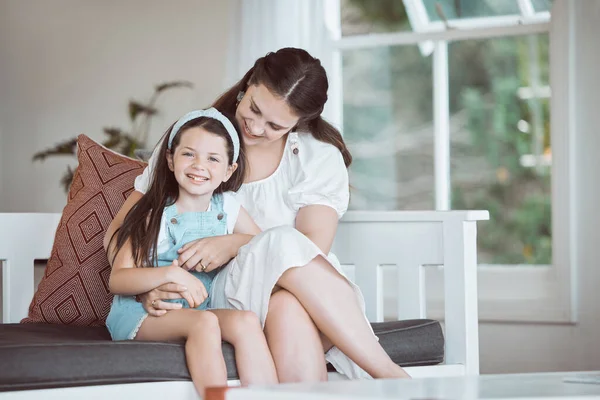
[0, 320, 443, 391]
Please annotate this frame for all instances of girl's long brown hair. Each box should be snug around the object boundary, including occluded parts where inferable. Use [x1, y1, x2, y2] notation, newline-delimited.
[212, 47, 352, 167]
[110, 112, 246, 268]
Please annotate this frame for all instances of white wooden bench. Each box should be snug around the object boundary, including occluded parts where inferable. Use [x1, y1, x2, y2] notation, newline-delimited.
[0, 210, 488, 399]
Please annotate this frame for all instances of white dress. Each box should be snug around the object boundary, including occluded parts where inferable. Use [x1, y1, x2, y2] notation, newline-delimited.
[135, 132, 372, 379]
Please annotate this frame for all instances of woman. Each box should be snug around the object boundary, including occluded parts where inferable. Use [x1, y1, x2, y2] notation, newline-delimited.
[105, 47, 409, 382]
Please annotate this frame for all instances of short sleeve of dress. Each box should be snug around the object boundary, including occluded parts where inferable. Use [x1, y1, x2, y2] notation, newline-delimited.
[288, 138, 349, 219]
[133, 145, 160, 194]
[222, 192, 241, 234]
[155, 211, 170, 255]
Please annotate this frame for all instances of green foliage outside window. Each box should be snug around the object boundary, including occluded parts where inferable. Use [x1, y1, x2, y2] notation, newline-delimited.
[344, 0, 552, 264]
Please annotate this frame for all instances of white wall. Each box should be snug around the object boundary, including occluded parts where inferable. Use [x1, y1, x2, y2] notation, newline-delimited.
[478, 0, 600, 374]
[2, 0, 598, 375]
[0, 0, 233, 212]
[0, 1, 6, 205]
[0, 125, 3, 203]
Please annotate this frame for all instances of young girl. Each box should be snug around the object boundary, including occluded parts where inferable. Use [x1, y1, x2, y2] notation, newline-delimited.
[105, 108, 278, 395]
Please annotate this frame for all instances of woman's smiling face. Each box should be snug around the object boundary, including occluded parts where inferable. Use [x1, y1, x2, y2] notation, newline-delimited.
[235, 84, 299, 147]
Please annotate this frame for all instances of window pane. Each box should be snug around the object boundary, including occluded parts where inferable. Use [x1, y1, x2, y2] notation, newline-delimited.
[531, 0, 553, 13]
[341, 0, 412, 36]
[449, 34, 551, 265]
[339, 1, 550, 37]
[422, 0, 521, 22]
[342, 46, 434, 210]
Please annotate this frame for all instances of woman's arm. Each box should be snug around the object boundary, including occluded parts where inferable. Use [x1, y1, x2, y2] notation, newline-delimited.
[177, 233, 254, 272]
[233, 206, 261, 235]
[176, 207, 259, 271]
[295, 205, 339, 254]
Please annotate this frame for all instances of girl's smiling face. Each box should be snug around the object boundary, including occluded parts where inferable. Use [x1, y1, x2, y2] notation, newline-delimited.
[167, 127, 237, 202]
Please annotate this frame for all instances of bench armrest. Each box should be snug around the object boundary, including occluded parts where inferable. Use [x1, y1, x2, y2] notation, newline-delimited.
[335, 210, 489, 375]
[0, 213, 61, 323]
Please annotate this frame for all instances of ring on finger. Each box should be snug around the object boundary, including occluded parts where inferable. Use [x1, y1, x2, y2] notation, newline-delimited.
[200, 261, 207, 271]
[151, 299, 156, 307]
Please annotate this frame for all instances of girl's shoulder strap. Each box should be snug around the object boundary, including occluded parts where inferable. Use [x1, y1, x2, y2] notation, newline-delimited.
[210, 193, 225, 211]
[162, 202, 178, 219]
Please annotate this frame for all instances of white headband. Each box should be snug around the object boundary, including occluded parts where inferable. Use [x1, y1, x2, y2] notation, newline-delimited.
[168, 108, 240, 163]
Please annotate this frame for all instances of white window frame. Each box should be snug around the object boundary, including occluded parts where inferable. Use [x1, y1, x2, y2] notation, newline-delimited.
[327, 0, 575, 323]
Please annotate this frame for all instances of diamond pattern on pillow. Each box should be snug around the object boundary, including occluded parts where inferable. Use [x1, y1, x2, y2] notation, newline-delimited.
[21, 135, 146, 326]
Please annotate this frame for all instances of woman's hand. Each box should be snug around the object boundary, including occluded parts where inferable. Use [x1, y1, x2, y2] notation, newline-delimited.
[139, 282, 188, 317]
[177, 234, 251, 272]
[139, 261, 208, 315]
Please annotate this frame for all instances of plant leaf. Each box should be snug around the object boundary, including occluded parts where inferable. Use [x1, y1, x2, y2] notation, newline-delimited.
[103, 127, 124, 138]
[128, 101, 157, 122]
[61, 166, 75, 193]
[32, 138, 78, 162]
[117, 136, 142, 157]
[102, 127, 128, 149]
[155, 80, 194, 93]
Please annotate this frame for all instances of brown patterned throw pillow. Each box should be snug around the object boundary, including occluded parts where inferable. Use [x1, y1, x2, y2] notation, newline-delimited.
[21, 135, 146, 326]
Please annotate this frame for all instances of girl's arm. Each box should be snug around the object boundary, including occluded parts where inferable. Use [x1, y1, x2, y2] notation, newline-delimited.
[108, 238, 180, 296]
[295, 205, 339, 254]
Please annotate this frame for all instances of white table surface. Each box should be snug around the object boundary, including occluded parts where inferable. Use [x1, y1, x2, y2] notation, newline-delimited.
[226, 371, 600, 400]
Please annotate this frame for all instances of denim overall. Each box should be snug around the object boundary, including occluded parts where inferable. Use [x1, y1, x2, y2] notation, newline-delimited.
[106, 194, 227, 340]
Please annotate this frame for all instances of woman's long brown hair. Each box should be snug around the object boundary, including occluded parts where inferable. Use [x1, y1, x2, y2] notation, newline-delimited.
[212, 47, 352, 167]
[110, 113, 246, 268]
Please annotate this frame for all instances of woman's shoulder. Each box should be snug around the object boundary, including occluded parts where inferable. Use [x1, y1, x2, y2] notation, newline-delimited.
[296, 131, 344, 160]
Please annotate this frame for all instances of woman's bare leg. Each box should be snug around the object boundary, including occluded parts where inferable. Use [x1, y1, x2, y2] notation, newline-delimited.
[277, 256, 410, 379]
[211, 309, 278, 386]
[136, 309, 227, 395]
[320, 332, 334, 353]
[264, 290, 328, 382]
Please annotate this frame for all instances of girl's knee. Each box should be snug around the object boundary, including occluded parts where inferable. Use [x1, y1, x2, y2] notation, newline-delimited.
[227, 310, 262, 341]
[188, 311, 220, 339]
[234, 310, 261, 329]
[222, 311, 264, 347]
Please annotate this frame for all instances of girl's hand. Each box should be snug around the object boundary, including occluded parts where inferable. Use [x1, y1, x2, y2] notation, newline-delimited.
[168, 260, 209, 308]
[177, 234, 248, 272]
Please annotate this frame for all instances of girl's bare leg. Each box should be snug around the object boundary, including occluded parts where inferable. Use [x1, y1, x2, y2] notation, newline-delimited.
[264, 289, 328, 382]
[277, 256, 410, 379]
[136, 309, 227, 395]
[211, 309, 278, 386]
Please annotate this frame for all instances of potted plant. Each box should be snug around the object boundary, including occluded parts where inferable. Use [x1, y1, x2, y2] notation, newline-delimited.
[33, 81, 193, 191]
